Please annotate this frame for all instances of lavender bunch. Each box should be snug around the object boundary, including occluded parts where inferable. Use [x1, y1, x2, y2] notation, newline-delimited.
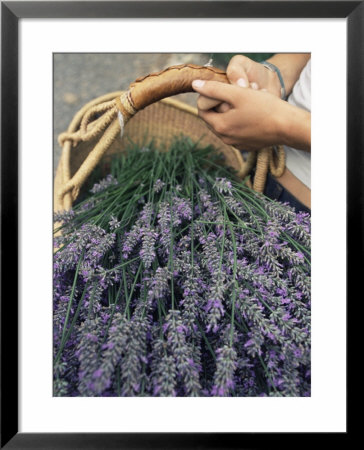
[54, 137, 311, 397]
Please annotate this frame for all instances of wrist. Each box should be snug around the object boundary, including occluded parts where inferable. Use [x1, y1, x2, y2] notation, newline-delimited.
[267, 54, 310, 97]
[261, 60, 286, 99]
[266, 70, 283, 99]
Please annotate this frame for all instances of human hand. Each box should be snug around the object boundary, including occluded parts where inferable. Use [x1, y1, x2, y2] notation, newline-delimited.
[192, 79, 311, 152]
[197, 55, 282, 112]
[226, 54, 282, 96]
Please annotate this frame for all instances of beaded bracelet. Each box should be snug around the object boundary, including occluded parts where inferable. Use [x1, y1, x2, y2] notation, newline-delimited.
[261, 61, 287, 100]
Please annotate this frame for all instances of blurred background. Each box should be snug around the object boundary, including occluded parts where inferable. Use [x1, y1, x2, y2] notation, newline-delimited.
[53, 53, 273, 175]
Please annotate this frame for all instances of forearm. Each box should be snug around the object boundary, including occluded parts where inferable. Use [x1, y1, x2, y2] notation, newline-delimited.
[276, 102, 311, 152]
[192, 79, 311, 152]
[267, 53, 310, 96]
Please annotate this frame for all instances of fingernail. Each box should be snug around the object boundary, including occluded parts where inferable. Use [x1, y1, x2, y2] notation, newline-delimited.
[251, 82, 259, 90]
[192, 79, 205, 88]
[237, 78, 248, 87]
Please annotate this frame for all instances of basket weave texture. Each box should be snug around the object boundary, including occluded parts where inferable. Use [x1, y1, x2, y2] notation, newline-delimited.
[54, 93, 251, 212]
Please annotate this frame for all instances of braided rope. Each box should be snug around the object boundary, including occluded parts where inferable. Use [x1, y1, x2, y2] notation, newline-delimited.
[235, 150, 257, 179]
[269, 145, 286, 178]
[115, 92, 137, 119]
[80, 100, 117, 134]
[253, 148, 270, 193]
[58, 118, 123, 203]
[58, 92, 138, 206]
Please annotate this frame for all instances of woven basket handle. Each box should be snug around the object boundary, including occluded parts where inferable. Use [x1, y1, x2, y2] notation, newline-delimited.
[115, 64, 229, 119]
[58, 64, 232, 207]
[128, 64, 228, 112]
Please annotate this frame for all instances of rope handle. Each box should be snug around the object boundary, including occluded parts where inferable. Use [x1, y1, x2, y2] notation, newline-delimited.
[57, 64, 285, 208]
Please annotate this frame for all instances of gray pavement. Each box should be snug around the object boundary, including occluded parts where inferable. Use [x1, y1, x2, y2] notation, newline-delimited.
[53, 53, 218, 175]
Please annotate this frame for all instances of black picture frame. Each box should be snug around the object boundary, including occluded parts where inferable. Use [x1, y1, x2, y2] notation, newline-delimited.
[1, 1, 360, 448]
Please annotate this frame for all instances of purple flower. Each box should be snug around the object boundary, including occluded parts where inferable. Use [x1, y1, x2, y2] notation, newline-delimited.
[119, 316, 149, 396]
[109, 215, 121, 230]
[173, 196, 192, 223]
[211, 345, 237, 396]
[163, 310, 201, 396]
[90, 174, 118, 194]
[77, 318, 102, 396]
[214, 178, 233, 195]
[151, 337, 177, 397]
[53, 137, 311, 398]
[140, 228, 158, 268]
[153, 179, 165, 193]
[91, 313, 131, 396]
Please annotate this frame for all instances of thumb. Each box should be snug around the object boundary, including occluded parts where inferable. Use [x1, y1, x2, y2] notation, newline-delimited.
[192, 80, 236, 104]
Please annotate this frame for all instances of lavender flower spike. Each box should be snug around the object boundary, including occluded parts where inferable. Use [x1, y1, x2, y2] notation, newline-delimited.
[153, 179, 165, 193]
[211, 345, 237, 396]
[90, 174, 118, 194]
[164, 310, 201, 396]
[214, 177, 233, 195]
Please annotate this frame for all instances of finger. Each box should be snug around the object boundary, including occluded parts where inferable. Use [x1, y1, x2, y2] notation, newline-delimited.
[215, 102, 230, 113]
[192, 80, 237, 105]
[197, 95, 222, 111]
[226, 55, 251, 87]
[250, 82, 259, 90]
[198, 108, 219, 131]
[198, 108, 231, 136]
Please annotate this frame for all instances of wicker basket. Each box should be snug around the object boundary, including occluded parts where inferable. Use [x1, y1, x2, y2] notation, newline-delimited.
[54, 97, 254, 213]
[54, 64, 283, 213]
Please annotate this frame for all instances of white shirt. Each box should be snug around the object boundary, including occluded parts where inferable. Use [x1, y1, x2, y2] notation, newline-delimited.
[284, 59, 311, 189]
